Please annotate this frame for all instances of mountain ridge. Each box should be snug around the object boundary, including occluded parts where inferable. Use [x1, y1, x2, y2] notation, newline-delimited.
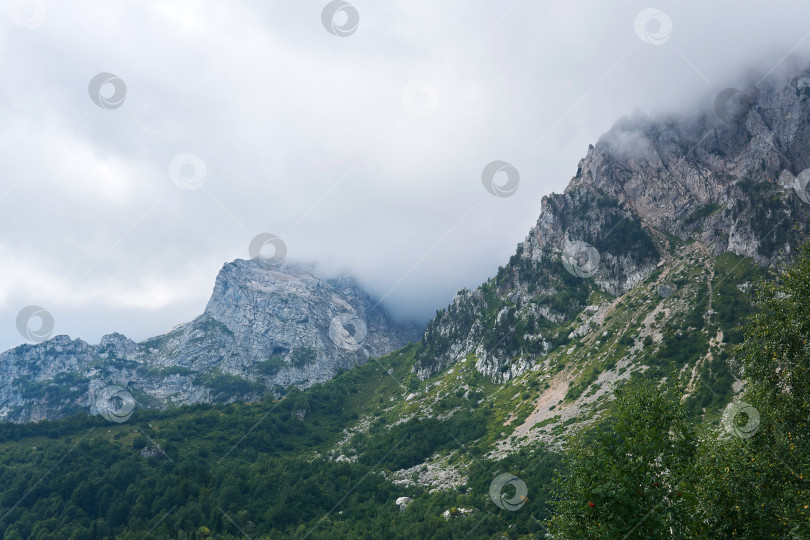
[414, 65, 810, 384]
[1, 63, 810, 539]
[5, 65, 810, 434]
[0, 258, 421, 422]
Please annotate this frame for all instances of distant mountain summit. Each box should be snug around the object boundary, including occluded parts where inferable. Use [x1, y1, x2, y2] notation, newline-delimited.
[0, 259, 421, 422]
[416, 65, 810, 382]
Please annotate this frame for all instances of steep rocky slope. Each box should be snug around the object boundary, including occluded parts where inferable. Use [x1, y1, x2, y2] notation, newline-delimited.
[329, 66, 810, 491]
[0, 260, 420, 422]
[415, 66, 810, 383]
[5, 66, 810, 460]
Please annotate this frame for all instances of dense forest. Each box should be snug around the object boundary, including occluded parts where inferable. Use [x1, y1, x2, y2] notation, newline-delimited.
[0, 369, 561, 538]
[1, 245, 809, 538]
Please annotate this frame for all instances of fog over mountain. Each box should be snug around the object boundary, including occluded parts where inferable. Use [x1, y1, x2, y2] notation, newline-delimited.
[3, 1, 810, 350]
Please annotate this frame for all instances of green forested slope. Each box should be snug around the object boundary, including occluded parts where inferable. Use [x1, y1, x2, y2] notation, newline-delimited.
[1, 244, 807, 539]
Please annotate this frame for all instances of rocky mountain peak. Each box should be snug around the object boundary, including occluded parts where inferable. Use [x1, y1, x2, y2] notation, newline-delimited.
[0, 258, 421, 423]
[416, 64, 810, 381]
[567, 67, 810, 251]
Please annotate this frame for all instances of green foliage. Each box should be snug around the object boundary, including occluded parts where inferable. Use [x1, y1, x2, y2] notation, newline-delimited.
[735, 179, 795, 256]
[15, 374, 89, 416]
[551, 244, 810, 538]
[254, 356, 288, 376]
[646, 326, 708, 375]
[192, 372, 266, 399]
[692, 242, 810, 537]
[0, 346, 562, 539]
[131, 435, 148, 449]
[684, 353, 735, 417]
[354, 408, 490, 471]
[139, 327, 183, 351]
[588, 213, 658, 263]
[289, 347, 317, 368]
[1, 236, 806, 539]
[195, 316, 234, 337]
[549, 386, 698, 538]
[712, 252, 761, 344]
[737, 243, 810, 441]
[685, 280, 709, 330]
[684, 202, 721, 225]
[535, 264, 592, 321]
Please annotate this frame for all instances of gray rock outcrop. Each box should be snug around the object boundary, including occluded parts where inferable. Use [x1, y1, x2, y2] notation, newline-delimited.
[415, 64, 810, 381]
[0, 260, 421, 423]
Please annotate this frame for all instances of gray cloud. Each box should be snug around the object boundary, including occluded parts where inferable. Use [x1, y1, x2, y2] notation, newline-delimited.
[2, 0, 810, 349]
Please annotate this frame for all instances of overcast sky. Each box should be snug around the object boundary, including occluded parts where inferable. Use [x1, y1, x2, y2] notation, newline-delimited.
[3, 0, 810, 350]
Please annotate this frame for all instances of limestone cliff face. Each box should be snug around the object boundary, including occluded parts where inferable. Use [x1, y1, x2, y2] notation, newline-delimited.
[569, 68, 810, 261]
[415, 66, 810, 381]
[0, 260, 420, 423]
